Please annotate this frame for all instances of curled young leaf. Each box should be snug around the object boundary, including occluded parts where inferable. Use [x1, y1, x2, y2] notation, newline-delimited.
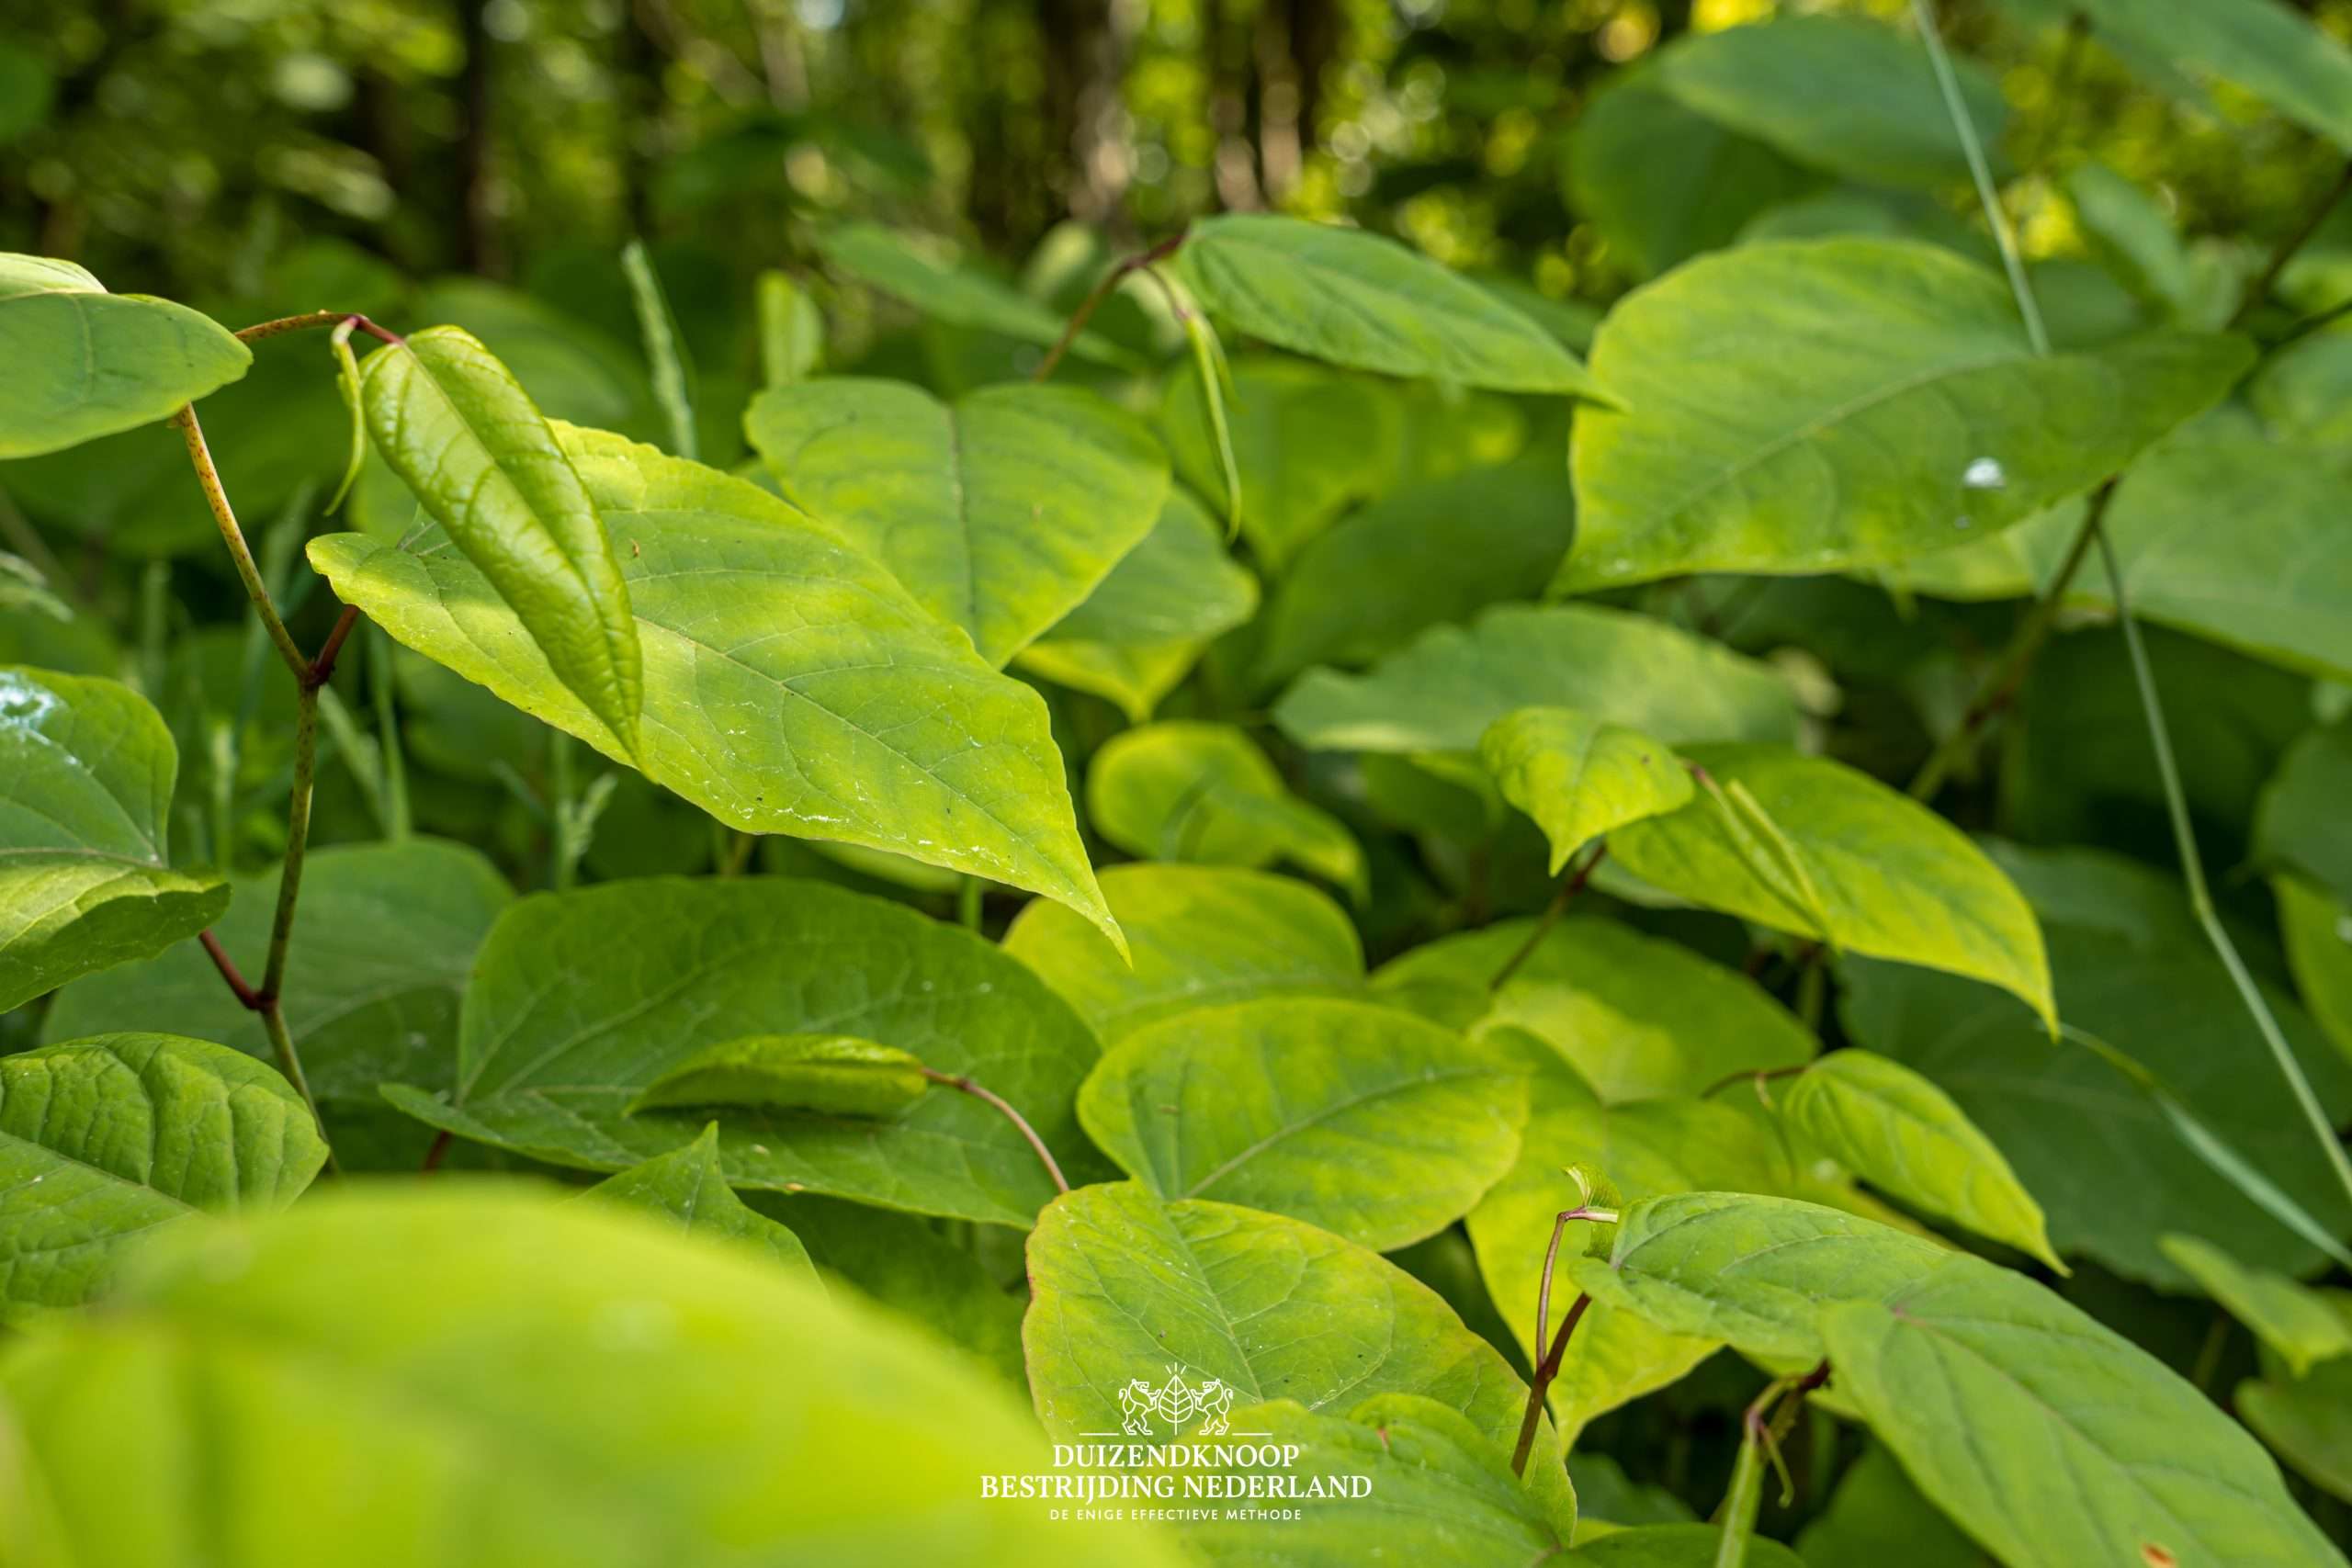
[358, 325, 644, 758]
[626, 1034, 930, 1120]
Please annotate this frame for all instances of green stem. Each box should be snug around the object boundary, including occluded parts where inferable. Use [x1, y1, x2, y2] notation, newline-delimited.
[369, 626, 413, 840]
[957, 874, 985, 931]
[1489, 843, 1606, 990]
[174, 405, 308, 680]
[1907, 479, 2114, 799]
[1914, 0, 2352, 1229]
[1912, 0, 2048, 354]
[2094, 529, 2352, 1211]
[920, 1067, 1068, 1194]
[1032, 231, 1185, 382]
[2230, 158, 2352, 330]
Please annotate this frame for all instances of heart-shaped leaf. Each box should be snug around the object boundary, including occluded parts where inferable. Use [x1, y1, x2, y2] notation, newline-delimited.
[0, 1032, 325, 1320]
[0, 666, 228, 1013]
[1481, 707, 1692, 872]
[379, 876, 1102, 1227]
[309, 426, 1119, 948]
[744, 378, 1169, 667]
[0, 254, 250, 458]
[1558, 238, 2250, 592]
[1079, 997, 1525, 1250]
[359, 326, 645, 757]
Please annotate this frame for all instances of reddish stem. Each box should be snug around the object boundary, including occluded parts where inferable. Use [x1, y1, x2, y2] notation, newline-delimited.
[199, 931, 262, 1011]
[234, 310, 405, 346]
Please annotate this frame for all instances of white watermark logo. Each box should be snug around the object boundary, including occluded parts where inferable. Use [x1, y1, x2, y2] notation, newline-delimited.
[1115, 1365, 1238, 1437]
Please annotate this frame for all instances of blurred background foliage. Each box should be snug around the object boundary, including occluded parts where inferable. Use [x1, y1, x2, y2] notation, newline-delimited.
[7, 0, 2352, 306]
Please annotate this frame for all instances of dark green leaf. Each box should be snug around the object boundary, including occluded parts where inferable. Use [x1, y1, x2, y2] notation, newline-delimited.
[0, 666, 228, 1013]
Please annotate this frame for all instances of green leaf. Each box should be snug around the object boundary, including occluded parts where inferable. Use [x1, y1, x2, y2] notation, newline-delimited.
[0, 254, 251, 459]
[1015, 487, 1259, 722]
[625, 1034, 929, 1118]
[1777, 1049, 2062, 1269]
[1022, 1180, 1577, 1522]
[0, 1032, 325, 1319]
[1173, 215, 1607, 400]
[1564, 67, 1820, 281]
[1151, 1395, 1576, 1563]
[2278, 874, 2352, 1064]
[1823, 1251, 2346, 1568]
[755, 269, 822, 387]
[358, 326, 645, 757]
[2067, 162, 2201, 319]
[1159, 357, 1403, 573]
[1557, 238, 2251, 591]
[1841, 843, 2352, 1286]
[1078, 997, 1525, 1250]
[618, 240, 697, 461]
[1374, 918, 1815, 1103]
[1003, 863, 1364, 1042]
[1481, 707, 1692, 872]
[379, 876, 1102, 1227]
[1273, 604, 1800, 757]
[2159, 1233, 2352, 1377]
[2259, 724, 2352, 900]
[0, 666, 228, 1014]
[1254, 460, 1576, 687]
[309, 426, 1120, 947]
[1612, 744, 2053, 1024]
[1646, 16, 2009, 188]
[582, 1123, 819, 1281]
[743, 377, 1170, 667]
[0, 1187, 1170, 1566]
[1463, 1072, 1797, 1439]
[2031, 433, 2352, 682]
[2052, 0, 2352, 152]
[42, 839, 511, 1152]
[815, 221, 1126, 365]
[1573, 1191, 1951, 1364]
[1087, 721, 1366, 900]
[2240, 1356, 2352, 1506]
[1035, 487, 1257, 649]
